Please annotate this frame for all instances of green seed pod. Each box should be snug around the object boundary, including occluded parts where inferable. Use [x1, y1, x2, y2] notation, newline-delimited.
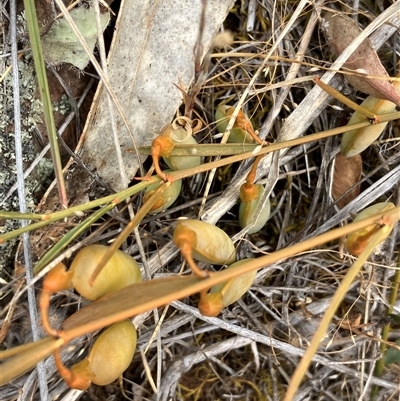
[163, 126, 201, 170]
[345, 202, 395, 256]
[173, 219, 236, 265]
[239, 184, 271, 234]
[199, 259, 257, 316]
[215, 105, 255, 143]
[70, 320, 137, 387]
[341, 88, 400, 157]
[143, 175, 182, 214]
[70, 245, 142, 300]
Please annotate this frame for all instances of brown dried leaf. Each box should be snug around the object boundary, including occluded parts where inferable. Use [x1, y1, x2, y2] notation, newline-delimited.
[331, 153, 362, 209]
[323, 11, 400, 106]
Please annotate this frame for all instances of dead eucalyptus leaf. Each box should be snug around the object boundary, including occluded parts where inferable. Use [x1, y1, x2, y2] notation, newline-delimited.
[331, 153, 362, 208]
[323, 11, 400, 106]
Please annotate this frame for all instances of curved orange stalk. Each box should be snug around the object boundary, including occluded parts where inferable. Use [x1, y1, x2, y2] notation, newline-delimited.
[226, 107, 263, 145]
[53, 349, 92, 390]
[240, 154, 264, 202]
[150, 133, 175, 181]
[198, 290, 223, 317]
[173, 223, 210, 278]
[39, 263, 73, 337]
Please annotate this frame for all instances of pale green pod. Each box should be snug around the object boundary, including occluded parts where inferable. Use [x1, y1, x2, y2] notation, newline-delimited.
[341, 87, 400, 157]
[164, 127, 201, 170]
[173, 219, 236, 265]
[71, 320, 137, 386]
[143, 176, 182, 214]
[210, 259, 257, 306]
[215, 105, 230, 133]
[215, 105, 254, 143]
[345, 202, 395, 256]
[239, 184, 271, 234]
[199, 259, 257, 316]
[71, 245, 142, 300]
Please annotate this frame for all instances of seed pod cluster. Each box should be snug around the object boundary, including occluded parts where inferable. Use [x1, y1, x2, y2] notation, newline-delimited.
[172, 220, 257, 316]
[40, 245, 141, 389]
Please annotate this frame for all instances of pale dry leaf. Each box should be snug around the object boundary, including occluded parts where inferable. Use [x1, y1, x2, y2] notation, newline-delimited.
[82, 0, 235, 191]
[322, 11, 400, 106]
[42, 7, 110, 70]
[331, 153, 362, 209]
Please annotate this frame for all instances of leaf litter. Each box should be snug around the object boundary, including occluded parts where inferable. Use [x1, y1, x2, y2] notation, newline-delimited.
[1, 2, 400, 401]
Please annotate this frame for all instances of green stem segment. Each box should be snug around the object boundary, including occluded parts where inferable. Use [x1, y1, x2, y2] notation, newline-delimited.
[23, 0, 67, 208]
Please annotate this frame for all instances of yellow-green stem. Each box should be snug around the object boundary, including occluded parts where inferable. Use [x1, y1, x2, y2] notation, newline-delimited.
[23, 0, 67, 208]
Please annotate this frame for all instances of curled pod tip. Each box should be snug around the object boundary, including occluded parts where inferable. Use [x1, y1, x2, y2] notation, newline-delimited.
[143, 176, 182, 215]
[345, 202, 395, 256]
[163, 126, 201, 170]
[42, 262, 73, 293]
[239, 184, 271, 234]
[173, 219, 236, 265]
[151, 130, 175, 158]
[87, 320, 137, 386]
[71, 244, 142, 301]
